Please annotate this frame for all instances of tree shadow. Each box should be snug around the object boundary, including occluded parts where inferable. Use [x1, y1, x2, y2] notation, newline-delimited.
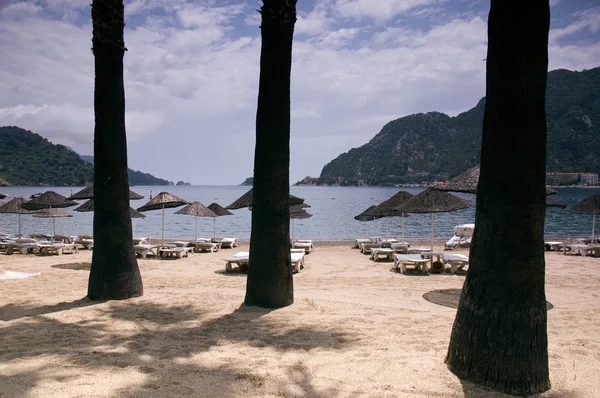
[0, 297, 99, 321]
[1, 300, 356, 397]
[459, 378, 584, 398]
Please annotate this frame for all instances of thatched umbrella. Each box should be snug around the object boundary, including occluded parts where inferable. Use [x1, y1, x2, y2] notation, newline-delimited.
[32, 208, 73, 241]
[395, 187, 471, 250]
[354, 205, 384, 236]
[0, 197, 34, 236]
[137, 192, 189, 245]
[175, 202, 217, 241]
[370, 191, 414, 241]
[21, 191, 78, 211]
[68, 185, 144, 200]
[226, 188, 305, 210]
[73, 199, 146, 218]
[0, 192, 7, 200]
[436, 165, 557, 196]
[568, 194, 600, 243]
[545, 197, 566, 209]
[290, 204, 313, 240]
[207, 202, 233, 239]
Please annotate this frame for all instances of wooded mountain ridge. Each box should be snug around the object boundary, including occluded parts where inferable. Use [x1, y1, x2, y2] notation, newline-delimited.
[299, 67, 600, 186]
[0, 126, 172, 186]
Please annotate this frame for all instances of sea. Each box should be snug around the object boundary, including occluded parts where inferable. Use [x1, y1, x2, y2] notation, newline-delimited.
[1, 185, 598, 243]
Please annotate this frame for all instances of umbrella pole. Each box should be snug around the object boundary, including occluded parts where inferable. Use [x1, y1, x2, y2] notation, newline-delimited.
[431, 213, 435, 251]
[195, 215, 198, 242]
[292, 218, 295, 241]
[161, 205, 165, 247]
[52, 217, 55, 243]
[400, 214, 404, 243]
[18, 212, 22, 237]
[592, 214, 596, 243]
[386, 217, 389, 238]
[213, 217, 216, 239]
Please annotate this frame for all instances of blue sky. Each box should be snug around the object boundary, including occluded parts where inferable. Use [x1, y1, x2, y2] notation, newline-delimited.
[0, 0, 599, 185]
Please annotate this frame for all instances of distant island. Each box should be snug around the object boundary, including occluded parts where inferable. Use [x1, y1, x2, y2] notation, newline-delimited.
[296, 67, 600, 186]
[0, 126, 174, 186]
[240, 177, 253, 186]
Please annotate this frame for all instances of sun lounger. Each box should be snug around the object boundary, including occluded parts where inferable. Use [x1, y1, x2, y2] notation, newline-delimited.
[220, 238, 238, 249]
[191, 241, 221, 253]
[158, 246, 192, 259]
[223, 251, 305, 273]
[407, 246, 432, 254]
[134, 244, 159, 258]
[370, 247, 394, 262]
[133, 237, 150, 245]
[390, 243, 410, 253]
[38, 242, 78, 255]
[353, 238, 371, 249]
[292, 239, 313, 253]
[544, 241, 564, 252]
[359, 241, 381, 254]
[394, 254, 431, 274]
[4, 238, 41, 255]
[444, 254, 470, 274]
[565, 244, 600, 257]
[75, 234, 94, 250]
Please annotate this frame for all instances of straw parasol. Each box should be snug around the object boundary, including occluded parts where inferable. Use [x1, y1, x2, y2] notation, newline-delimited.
[568, 194, 600, 243]
[0, 197, 34, 236]
[32, 208, 73, 241]
[21, 191, 78, 211]
[226, 188, 305, 210]
[545, 197, 566, 209]
[354, 205, 384, 222]
[68, 185, 144, 200]
[0, 192, 7, 200]
[73, 199, 146, 218]
[207, 203, 233, 239]
[174, 202, 217, 241]
[436, 165, 557, 196]
[369, 191, 414, 241]
[395, 187, 471, 250]
[290, 204, 312, 240]
[137, 192, 189, 246]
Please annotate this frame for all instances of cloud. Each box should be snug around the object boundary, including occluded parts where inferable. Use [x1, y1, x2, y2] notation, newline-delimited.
[0, 0, 598, 184]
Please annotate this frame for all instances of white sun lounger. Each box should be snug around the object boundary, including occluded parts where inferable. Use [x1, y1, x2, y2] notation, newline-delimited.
[220, 238, 238, 249]
[223, 251, 305, 273]
[191, 241, 221, 253]
[134, 244, 159, 258]
[292, 239, 313, 253]
[444, 254, 470, 274]
[4, 238, 41, 255]
[38, 242, 78, 256]
[394, 254, 431, 274]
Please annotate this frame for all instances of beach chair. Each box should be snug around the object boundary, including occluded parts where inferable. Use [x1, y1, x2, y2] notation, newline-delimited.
[134, 244, 159, 258]
[158, 246, 191, 259]
[370, 247, 394, 262]
[353, 238, 371, 249]
[74, 234, 94, 250]
[220, 238, 238, 249]
[223, 251, 305, 273]
[191, 241, 221, 253]
[38, 242, 78, 255]
[394, 254, 431, 274]
[133, 237, 150, 245]
[444, 254, 470, 274]
[5, 238, 40, 255]
[359, 241, 381, 254]
[292, 239, 313, 253]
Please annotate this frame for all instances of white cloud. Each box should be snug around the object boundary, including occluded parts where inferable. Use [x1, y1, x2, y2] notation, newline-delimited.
[550, 6, 600, 43]
[0, 0, 598, 185]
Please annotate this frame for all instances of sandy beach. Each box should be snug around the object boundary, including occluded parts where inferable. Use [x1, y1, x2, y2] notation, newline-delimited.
[1, 242, 599, 397]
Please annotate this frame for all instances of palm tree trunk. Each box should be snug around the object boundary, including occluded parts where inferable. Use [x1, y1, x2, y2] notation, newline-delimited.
[445, 1, 550, 395]
[245, 0, 297, 308]
[88, 0, 143, 300]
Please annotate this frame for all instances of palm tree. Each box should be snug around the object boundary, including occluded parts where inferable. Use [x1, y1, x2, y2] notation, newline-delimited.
[245, 0, 297, 308]
[87, 0, 143, 300]
[445, 0, 551, 395]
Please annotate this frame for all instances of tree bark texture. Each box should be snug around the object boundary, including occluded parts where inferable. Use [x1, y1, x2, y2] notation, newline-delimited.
[446, 1, 551, 395]
[88, 0, 143, 300]
[245, 0, 297, 308]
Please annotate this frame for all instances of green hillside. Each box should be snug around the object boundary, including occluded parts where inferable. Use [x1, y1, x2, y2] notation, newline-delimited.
[0, 126, 173, 186]
[312, 67, 600, 186]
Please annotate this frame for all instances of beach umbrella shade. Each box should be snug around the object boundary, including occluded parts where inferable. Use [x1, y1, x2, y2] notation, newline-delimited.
[207, 202, 233, 239]
[0, 192, 6, 200]
[73, 199, 146, 218]
[436, 165, 557, 196]
[137, 192, 189, 245]
[395, 187, 471, 250]
[225, 188, 305, 210]
[370, 191, 414, 241]
[174, 201, 217, 241]
[21, 191, 78, 211]
[354, 205, 385, 236]
[0, 197, 34, 236]
[68, 185, 144, 201]
[32, 208, 73, 241]
[290, 204, 312, 240]
[568, 194, 600, 243]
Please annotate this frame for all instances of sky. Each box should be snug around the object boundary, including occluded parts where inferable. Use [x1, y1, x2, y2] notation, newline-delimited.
[0, 0, 599, 185]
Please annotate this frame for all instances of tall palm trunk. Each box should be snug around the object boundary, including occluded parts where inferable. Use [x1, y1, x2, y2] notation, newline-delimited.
[445, 1, 550, 395]
[245, 0, 297, 308]
[88, 0, 143, 300]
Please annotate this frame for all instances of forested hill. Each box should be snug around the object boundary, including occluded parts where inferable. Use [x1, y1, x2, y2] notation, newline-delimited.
[0, 126, 172, 186]
[313, 67, 600, 186]
[79, 155, 172, 186]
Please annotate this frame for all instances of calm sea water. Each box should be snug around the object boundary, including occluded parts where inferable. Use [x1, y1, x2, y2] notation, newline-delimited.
[0, 185, 598, 242]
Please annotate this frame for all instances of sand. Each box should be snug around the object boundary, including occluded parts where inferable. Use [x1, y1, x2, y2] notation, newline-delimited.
[1, 242, 599, 398]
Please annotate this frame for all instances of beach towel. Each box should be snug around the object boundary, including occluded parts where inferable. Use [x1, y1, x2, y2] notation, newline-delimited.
[0, 267, 41, 280]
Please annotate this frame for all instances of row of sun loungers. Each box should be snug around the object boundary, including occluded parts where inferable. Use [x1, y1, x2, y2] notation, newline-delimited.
[223, 249, 307, 274]
[1, 234, 81, 256]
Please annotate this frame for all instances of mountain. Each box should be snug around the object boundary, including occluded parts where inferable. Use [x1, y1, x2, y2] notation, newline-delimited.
[309, 67, 600, 186]
[0, 126, 93, 186]
[0, 126, 172, 186]
[78, 155, 172, 186]
[239, 177, 253, 186]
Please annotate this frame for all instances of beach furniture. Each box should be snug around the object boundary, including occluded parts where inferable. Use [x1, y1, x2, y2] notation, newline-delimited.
[390, 242, 410, 253]
[394, 254, 431, 274]
[133, 237, 150, 245]
[565, 243, 600, 257]
[158, 246, 192, 259]
[359, 241, 381, 254]
[220, 238, 238, 249]
[134, 244, 159, 258]
[370, 247, 394, 262]
[544, 241, 565, 252]
[443, 253, 470, 274]
[292, 239, 313, 253]
[191, 241, 221, 253]
[4, 238, 41, 255]
[223, 251, 305, 273]
[74, 234, 94, 250]
[353, 238, 371, 249]
[38, 242, 78, 255]
[407, 246, 431, 254]
[445, 224, 474, 250]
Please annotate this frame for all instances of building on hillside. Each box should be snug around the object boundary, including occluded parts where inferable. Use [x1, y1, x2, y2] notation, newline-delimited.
[546, 172, 599, 186]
